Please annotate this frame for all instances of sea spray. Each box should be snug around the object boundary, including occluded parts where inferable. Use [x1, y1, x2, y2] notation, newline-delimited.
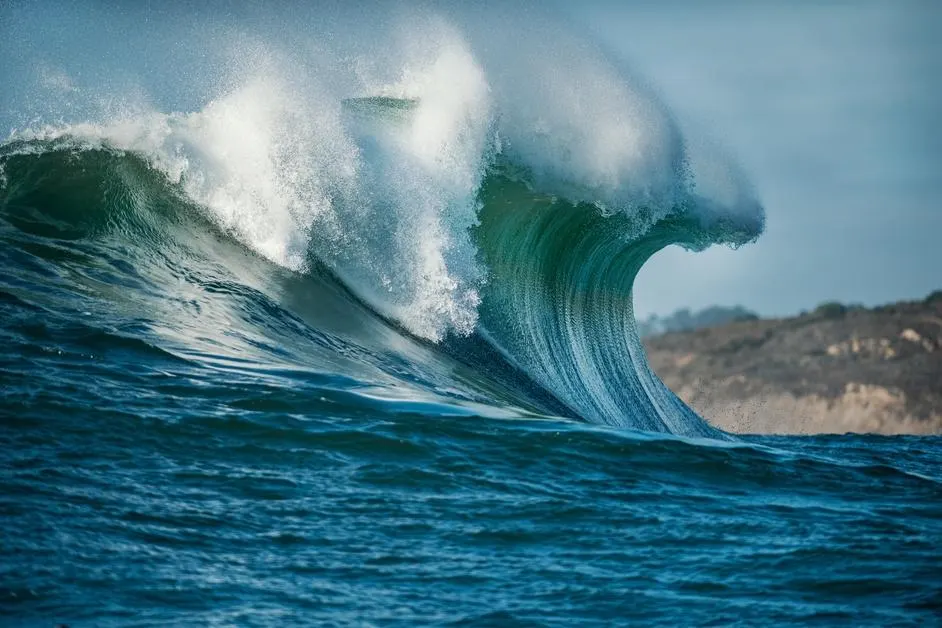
[1, 2, 763, 433]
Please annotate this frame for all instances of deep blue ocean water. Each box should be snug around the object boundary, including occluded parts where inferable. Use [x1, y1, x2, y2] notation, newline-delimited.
[3, 350, 941, 625]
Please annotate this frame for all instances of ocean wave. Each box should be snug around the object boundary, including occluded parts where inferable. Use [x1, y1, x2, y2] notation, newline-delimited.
[0, 5, 763, 435]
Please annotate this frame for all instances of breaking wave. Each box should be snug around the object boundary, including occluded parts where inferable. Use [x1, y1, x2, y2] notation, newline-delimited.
[0, 3, 764, 436]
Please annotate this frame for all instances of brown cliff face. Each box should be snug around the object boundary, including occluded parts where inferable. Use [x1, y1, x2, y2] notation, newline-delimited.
[642, 295, 942, 435]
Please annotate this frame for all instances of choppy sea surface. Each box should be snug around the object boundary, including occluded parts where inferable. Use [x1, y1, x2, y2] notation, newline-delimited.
[3, 350, 941, 625]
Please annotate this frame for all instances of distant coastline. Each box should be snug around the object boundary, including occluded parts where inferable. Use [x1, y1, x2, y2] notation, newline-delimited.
[643, 292, 942, 435]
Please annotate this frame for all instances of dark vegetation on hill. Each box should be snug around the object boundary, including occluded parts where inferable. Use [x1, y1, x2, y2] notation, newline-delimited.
[637, 305, 759, 338]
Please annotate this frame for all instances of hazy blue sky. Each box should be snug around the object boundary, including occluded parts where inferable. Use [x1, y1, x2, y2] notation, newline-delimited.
[570, 0, 942, 317]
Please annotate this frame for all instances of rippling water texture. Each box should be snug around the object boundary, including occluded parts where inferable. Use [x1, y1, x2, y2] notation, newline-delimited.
[3, 358, 941, 625]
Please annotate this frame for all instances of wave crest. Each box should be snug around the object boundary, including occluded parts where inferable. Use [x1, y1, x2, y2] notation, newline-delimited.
[1, 5, 763, 433]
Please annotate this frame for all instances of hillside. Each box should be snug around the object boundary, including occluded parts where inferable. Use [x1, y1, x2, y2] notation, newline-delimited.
[643, 293, 942, 434]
